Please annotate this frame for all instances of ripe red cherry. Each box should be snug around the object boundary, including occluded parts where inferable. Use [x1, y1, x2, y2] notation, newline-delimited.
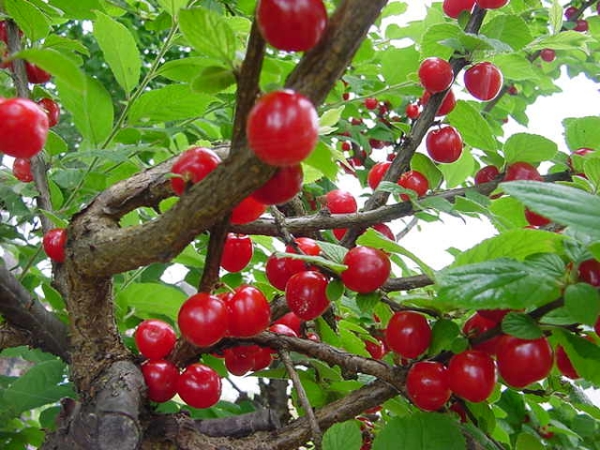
[367, 161, 391, 190]
[326, 189, 357, 240]
[385, 311, 431, 359]
[406, 361, 451, 411]
[43, 228, 67, 263]
[265, 238, 320, 290]
[252, 165, 303, 205]
[285, 270, 330, 320]
[524, 208, 551, 227]
[12, 158, 33, 182]
[564, 6, 578, 19]
[365, 339, 387, 359]
[574, 19, 589, 32]
[36, 98, 60, 127]
[397, 170, 429, 201]
[170, 147, 221, 196]
[364, 98, 378, 110]
[475, 0, 509, 9]
[227, 285, 271, 337]
[269, 323, 298, 338]
[474, 165, 500, 184]
[177, 363, 221, 409]
[448, 350, 497, 403]
[595, 316, 600, 336]
[247, 90, 319, 167]
[462, 313, 501, 355]
[25, 62, 51, 84]
[426, 126, 463, 163]
[578, 259, 600, 287]
[251, 345, 273, 371]
[134, 319, 177, 360]
[496, 335, 553, 388]
[224, 346, 256, 376]
[230, 196, 267, 225]
[556, 345, 579, 379]
[178, 293, 228, 347]
[0, 98, 49, 158]
[371, 223, 395, 241]
[341, 141, 352, 152]
[341, 246, 391, 293]
[256, 0, 327, 52]
[477, 309, 510, 324]
[405, 103, 420, 119]
[141, 360, 179, 403]
[274, 312, 303, 335]
[504, 162, 543, 181]
[420, 89, 457, 116]
[221, 233, 253, 273]
[418, 57, 454, 94]
[443, 0, 476, 18]
[464, 62, 503, 101]
[540, 48, 556, 63]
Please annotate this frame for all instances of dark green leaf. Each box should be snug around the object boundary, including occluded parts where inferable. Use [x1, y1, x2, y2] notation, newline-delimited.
[515, 432, 545, 450]
[504, 133, 558, 164]
[447, 101, 498, 151]
[179, 7, 236, 65]
[316, 241, 348, 264]
[564, 283, 600, 326]
[4, 0, 50, 41]
[501, 312, 543, 339]
[430, 319, 460, 354]
[326, 280, 345, 302]
[191, 65, 236, 94]
[322, 421, 362, 450]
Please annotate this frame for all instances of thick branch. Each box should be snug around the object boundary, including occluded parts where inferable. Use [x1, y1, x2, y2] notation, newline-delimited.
[0, 321, 30, 350]
[0, 264, 70, 361]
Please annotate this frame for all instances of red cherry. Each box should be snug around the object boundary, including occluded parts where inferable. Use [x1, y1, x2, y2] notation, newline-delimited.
[341, 246, 391, 293]
[524, 208, 551, 227]
[364, 98, 378, 110]
[177, 363, 221, 409]
[574, 19, 589, 32]
[221, 233, 253, 273]
[464, 62, 503, 101]
[12, 158, 33, 182]
[230, 196, 267, 225]
[405, 103, 420, 120]
[256, 0, 327, 52]
[36, 98, 60, 127]
[265, 238, 320, 290]
[365, 339, 387, 359]
[247, 90, 319, 167]
[367, 161, 391, 190]
[449, 402, 468, 423]
[285, 271, 330, 320]
[0, 98, 49, 158]
[477, 309, 510, 323]
[443, 0, 476, 18]
[178, 293, 228, 347]
[578, 259, 600, 287]
[496, 335, 553, 388]
[567, 147, 594, 175]
[341, 141, 352, 152]
[251, 346, 273, 371]
[474, 165, 500, 184]
[224, 346, 255, 376]
[371, 223, 395, 241]
[540, 48, 556, 63]
[595, 316, 600, 336]
[141, 360, 179, 403]
[426, 126, 463, 163]
[134, 319, 177, 360]
[397, 170, 429, 201]
[420, 89, 457, 116]
[462, 313, 501, 355]
[507, 85, 518, 95]
[227, 285, 271, 337]
[418, 57, 454, 94]
[170, 147, 221, 196]
[269, 323, 298, 338]
[0, 21, 7, 43]
[504, 162, 543, 181]
[252, 165, 303, 205]
[538, 426, 555, 440]
[565, 6, 578, 19]
[43, 228, 67, 263]
[556, 345, 579, 379]
[306, 332, 320, 342]
[406, 361, 451, 411]
[25, 62, 51, 84]
[385, 311, 431, 359]
[447, 350, 497, 403]
[326, 189, 357, 240]
[475, 0, 509, 9]
[274, 312, 303, 335]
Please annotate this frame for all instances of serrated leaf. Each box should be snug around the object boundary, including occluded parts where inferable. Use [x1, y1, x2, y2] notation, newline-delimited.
[373, 413, 466, 450]
[564, 116, 600, 151]
[316, 317, 341, 347]
[447, 101, 498, 151]
[501, 181, 600, 239]
[437, 258, 562, 310]
[430, 319, 460, 354]
[492, 54, 539, 81]
[17, 49, 85, 92]
[356, 292, 380, 313]
[179, 7, 236, 65]
[564, 283, 600, 326]
[128, 85, 213, 124]
[501, 312, 543, 339]
[553, 329, 600, 385]
[316, 241, 348, 264]
[4, 0, 51, 41]
[191, 65, 236, 94]
[93, 12, 141, 93]
[528, 31, 591, 52]
[323, 421, 362, 450]
[480, 15, 533, 50]
[504, 133, 558, 165]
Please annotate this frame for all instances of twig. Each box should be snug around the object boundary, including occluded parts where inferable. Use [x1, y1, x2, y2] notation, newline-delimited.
[199, 216, 230, 292]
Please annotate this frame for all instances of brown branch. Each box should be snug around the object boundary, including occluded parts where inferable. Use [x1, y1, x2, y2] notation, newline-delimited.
[382, 274, 434, 292]
[0, 321, 31, 350]
[0, 264, 70, 362]
[199, 217, 230, 292]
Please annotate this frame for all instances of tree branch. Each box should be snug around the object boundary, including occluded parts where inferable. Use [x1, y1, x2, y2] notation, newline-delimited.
[0, 321, 31, 350]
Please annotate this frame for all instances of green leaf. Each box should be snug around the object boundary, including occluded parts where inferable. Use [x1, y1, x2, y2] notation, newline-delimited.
[438, 146, 475, 188]
[421, 23, 463, 59]
[564, 116, 600, 151]
[316, 241, 348, 264]
[49, 0, 106, 19]
[326, 280, 345, 302]
[549, 0, 564, 34]
[564, 283, 600, 326]
[436, 258, 562, 310]
[115, 282, 187, 320]
[373, 413, 466, 450]
[411, 153, 443, 188]
[501, 181, 600, 239]
[430, 319, 460, 355]
[339, 328, 369, 357]
[304, 142, 339, 181]
[453, 229, 564, 267]
[322, 421, 362, 450]
[527, 31, 591, 52]
[179, 7, 236, 65]
[17, 49, 85, 92]
[44, 34, 91, 56]
[504, 133, 558, 165]
[515, 432, 545, 450]
[501, 312, 543, 339]
[553, 329, 600, 385]
[1, 360, 75, 420]
[584, 159, 600, 186]
[447, 101, 498, 151]
[480, 14, 533, 50]
[56, 75, 114, 147]
[320, 107, 345, 129]
[4, 0, 51, 41]
[356, 292, 380, 313]
[93, 12, 141, 93]
[157, 0, 188, 17]
[273, 252, 347, 273]
[191, 65, 236, 94]
[380, 46, 419, 85]
[128, 84, 213, 124]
